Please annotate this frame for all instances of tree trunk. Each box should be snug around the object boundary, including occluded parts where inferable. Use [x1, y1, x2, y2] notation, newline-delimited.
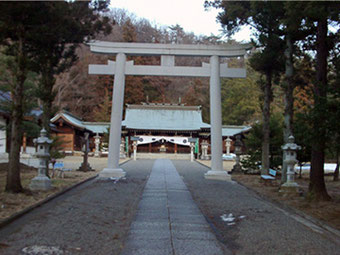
[282, 34, 295, 183]
[6, 36, 26, 193]
[261, 73, 272, 175]
[309, 16, 331, 200]
[41, 71, 55, 133]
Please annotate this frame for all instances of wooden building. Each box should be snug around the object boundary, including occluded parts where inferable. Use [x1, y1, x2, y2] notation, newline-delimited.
[50, 104, 251, 156]
[50, 111, 109, 153]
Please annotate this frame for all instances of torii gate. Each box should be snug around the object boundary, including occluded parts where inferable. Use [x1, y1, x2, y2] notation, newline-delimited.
[88, 41, 249, 181]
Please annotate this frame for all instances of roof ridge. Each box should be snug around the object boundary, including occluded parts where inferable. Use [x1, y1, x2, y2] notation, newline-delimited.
[126, 104, 201, 111]
[60, 110, 83, 121]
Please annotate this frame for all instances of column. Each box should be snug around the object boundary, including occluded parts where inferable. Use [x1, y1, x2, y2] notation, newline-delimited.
[133, 141, 137, 161]
[99, 53, 126, 178]
[190, 143, 194, 162]
[205, 55, 231, 181]
[94, 134, 101, 157]
[225, 137, 232, 155]
[120, 137, 126, 158]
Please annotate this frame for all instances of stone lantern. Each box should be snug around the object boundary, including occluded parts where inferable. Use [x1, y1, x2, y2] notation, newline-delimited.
[280, 135, 301, 193]
[131, 137, 139, 161]
[94, 133, 101, 157]
[29, 128, 52, 191]
[200, 140, 210, 160]
[188, 138, 197, 162]
[78, 132, 93, 172]
[225, 137, 232, 155]
[120, 137, 126, 158]
[231, 134, 243, 174]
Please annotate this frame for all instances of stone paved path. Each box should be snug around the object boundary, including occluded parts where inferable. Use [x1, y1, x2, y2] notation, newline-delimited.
[121, 159, 228, 255]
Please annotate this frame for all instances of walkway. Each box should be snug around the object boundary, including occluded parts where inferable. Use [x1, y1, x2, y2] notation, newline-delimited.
[0, 159, 339, 255]
[121, 159, 227, 255]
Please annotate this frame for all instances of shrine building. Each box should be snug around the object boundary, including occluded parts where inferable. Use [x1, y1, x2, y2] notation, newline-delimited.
[50, 103, 251, 157]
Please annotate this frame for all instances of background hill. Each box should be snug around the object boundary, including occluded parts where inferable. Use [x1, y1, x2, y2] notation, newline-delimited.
[54, 8, 260, 124]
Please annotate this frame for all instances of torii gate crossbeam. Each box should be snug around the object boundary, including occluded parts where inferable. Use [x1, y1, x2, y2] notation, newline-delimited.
[88, 41, 250, 181]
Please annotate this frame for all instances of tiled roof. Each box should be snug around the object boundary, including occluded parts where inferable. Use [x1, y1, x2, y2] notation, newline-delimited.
[50, 111, 109, 134]
[50, 107, 252, 136]
[222, 125, 252, 137]
[122, 104, 210, 131]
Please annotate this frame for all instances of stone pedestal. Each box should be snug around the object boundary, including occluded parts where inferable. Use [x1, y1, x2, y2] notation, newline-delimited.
[29, 175, 51, 191]
[279, 182, 299, 194]
[99, 167, 126, 178]
[204, 170, 231, 181]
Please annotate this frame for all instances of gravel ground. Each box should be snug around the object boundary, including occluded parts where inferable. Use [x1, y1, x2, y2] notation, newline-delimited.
[0, 160, 153, 255]
[173, 160, 340, 255]
[1, 159, 340, 255]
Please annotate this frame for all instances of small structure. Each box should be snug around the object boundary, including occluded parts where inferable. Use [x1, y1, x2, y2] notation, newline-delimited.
[50, 110, 109, 153]
[189, 138, 197, 162]
[120, 137, 126, 158]
[225, 137, 232, 155]
[131, 137, 139, 161]
[280, 135, 301, 193]
[231, 134, 243, 174]
[94, 133, 101, 157]
[29, 129, 52, 191]
[200, 140, 210, 160]
[78, 132, 94, 172]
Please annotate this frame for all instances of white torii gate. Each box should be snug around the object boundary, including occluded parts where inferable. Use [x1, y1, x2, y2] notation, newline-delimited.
[88, 41, 249, 181]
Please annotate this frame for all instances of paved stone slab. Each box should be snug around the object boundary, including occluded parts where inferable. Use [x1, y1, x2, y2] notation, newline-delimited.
[121, 159, 227, 255]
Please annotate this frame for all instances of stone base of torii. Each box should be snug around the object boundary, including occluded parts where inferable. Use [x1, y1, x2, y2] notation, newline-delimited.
[88, 41, 250, 181]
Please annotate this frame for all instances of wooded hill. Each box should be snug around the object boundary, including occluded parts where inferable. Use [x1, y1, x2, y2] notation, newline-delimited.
[54, 8, 258, 124]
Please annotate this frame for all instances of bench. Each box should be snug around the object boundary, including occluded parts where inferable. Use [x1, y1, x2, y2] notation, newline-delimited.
[261, 169, 277, 183]
[52, 161, 72, 178]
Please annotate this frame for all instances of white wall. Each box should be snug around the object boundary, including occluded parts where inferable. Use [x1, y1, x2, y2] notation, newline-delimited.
[0, 116, 6, 154]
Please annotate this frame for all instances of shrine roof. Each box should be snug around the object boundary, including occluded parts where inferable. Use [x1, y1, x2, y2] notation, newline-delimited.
[50, 111, 109, 134]
[83, 122, 110, 134]
[122, 104, 210, 131]
[222, 125, 252, 137]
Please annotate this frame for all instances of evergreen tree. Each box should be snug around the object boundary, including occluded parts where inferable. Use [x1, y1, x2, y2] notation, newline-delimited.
[221, 64, 261, 125]
[302, 1, 340, 200]
[0, 1, 111, 192]
[0, 3, 42, 192]
[29, 1, 112, 131]
[207, 0, 285, 175]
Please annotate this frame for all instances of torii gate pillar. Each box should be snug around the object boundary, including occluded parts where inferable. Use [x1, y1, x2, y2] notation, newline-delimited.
[204, 55, 228, 180]
[99, 52, 127, 178]
[88, 41, 250, 181]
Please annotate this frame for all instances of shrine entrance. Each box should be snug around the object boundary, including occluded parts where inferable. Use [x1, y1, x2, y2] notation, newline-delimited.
[88, 41, 249, 181]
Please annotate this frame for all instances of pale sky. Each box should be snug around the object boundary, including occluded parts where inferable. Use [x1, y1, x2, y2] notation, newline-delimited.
[110, 0, 251, 42]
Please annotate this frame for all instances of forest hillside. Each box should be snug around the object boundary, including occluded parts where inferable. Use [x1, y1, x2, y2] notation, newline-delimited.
[54, 8, 258, 124]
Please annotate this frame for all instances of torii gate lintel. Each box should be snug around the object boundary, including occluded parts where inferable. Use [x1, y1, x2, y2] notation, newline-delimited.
[88, 42, 250, 181]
